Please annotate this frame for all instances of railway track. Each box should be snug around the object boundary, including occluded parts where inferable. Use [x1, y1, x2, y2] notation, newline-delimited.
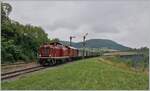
[1, 66, 45, 80]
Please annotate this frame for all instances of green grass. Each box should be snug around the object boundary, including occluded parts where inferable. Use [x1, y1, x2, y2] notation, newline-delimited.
[1, 57, 149, 90]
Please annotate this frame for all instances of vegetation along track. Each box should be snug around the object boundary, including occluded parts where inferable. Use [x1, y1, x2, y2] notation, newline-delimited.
[1, 66, 45, 80]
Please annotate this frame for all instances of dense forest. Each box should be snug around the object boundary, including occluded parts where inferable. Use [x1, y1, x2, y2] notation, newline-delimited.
[1, 3, 51, 64]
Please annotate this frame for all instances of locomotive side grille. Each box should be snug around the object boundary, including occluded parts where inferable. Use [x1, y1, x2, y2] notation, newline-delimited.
[42, 47, 49, 57]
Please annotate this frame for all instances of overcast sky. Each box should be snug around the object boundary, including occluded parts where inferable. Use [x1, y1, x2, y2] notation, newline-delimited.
[4, 0, 150, 48]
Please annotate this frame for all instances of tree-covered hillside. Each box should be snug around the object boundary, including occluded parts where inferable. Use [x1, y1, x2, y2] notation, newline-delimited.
[61, 39, 130, 51]
[1, 3, 50, 64]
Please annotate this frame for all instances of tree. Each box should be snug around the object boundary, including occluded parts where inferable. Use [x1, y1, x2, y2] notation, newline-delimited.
[1, 2, 12, 22]
[1, 2, 51, 64]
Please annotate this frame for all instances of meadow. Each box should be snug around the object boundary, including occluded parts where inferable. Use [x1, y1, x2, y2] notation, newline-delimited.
[1, 57, 149, 90]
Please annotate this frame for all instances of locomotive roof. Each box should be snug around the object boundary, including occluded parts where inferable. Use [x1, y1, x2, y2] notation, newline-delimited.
[41, 41, 78, 50]
[49, 42, 62, 45]
[51, 42, 78, 50]
[42, 42, 64, 46]
[67, 46, 78, 50]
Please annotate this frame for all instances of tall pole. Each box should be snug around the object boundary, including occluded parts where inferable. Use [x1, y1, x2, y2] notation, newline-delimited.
[82, 33, 88, 59]
[82, 36, 86, 59]
[69, 36, 75, 46]
[70, 36, 72, 46]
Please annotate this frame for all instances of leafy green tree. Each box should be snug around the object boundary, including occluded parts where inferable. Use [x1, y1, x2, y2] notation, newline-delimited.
[1, 2, 12, 23]
[1, 2, 51, 64]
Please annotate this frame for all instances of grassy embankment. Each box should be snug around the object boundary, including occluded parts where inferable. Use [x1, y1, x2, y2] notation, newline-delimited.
[1, 57, 149, 90]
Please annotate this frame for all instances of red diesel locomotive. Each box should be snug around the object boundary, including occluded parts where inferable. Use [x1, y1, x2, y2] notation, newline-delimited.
[38, 42, 99, 66]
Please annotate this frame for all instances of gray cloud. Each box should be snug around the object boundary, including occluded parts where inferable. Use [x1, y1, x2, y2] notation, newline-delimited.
[47, 20, 79, 30]
[4, 0, 150, 48]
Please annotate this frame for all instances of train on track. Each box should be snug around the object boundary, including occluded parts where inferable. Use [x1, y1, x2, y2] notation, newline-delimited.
[38, 42, 100, 66]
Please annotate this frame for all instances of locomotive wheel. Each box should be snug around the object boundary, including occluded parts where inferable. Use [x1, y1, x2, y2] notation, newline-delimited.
[41, 60, 49, 66]
[48, 60, 54, 66]
[68, 58, 72, 62]
[62, 59, 66, 63]
[52, 59, 56, 65]
[56, 60, 61, 64]
[48, 59, 56, 66]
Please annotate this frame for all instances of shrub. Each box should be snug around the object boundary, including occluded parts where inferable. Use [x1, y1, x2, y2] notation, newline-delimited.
[5, 53, 15, 63]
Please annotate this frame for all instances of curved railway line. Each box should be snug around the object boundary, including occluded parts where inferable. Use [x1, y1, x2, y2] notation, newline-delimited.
[1, 66, 45, 80]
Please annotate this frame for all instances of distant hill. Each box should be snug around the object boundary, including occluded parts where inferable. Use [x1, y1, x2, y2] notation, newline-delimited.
[60, 39, 130, 51]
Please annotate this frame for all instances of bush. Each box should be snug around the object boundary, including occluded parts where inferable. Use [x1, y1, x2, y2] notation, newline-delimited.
[125, 59, 134, 67]
[20, 54, 30, 62]
[5, 53, 15, 63]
